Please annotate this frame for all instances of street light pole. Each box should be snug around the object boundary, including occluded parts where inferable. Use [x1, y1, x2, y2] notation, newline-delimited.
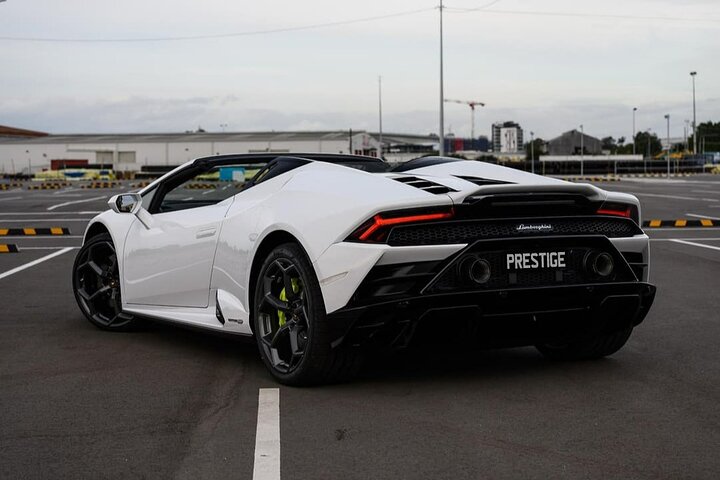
[378, 75, 383, 159]
[530, 131, 535, 174]
[438, 0, 445, 156]
[632, 107, 637, 155]
[665, 114, 670, 178]
[690, 71, 697, 155]
[579, 124, 584, 176]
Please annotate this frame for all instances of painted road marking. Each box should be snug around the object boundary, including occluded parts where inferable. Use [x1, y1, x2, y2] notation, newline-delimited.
[686, 213, 720, 221]
[0, 235, 83, 239]
[0, 196, 23, 202]
[635, 193, 719, 202]
[47, 196, 107, 211]
[651, 238, 720, 242]
[0, 247, 74, 281]
[253, 388, 280, 480]
[0, 219, 91, 223]
[670, 239, 720, 252]
[0, 212, 101, 215]
[17, 246, 82, 250]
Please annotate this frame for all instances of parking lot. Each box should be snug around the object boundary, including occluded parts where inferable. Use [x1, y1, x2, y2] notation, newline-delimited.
[1, 175, 720, 479]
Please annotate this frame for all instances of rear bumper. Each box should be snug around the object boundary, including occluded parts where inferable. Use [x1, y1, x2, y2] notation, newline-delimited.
[328, 281, 656, 349]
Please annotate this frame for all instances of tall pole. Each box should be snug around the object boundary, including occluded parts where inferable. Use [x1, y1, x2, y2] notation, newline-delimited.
[665, 114, 670, 178]
[632, 107, 637, 155]
[438, 0, 445, 156]
[690, 71, 697, 155]
[378, 76, 383, 159]
[470, 105, 475, 140]
[580, 124, 584, 176]
[530, 131, 535, 174]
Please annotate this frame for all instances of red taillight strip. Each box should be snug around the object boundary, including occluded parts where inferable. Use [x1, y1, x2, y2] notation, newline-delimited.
[358, 211, 454, 241]
[597, 207, 631, 218]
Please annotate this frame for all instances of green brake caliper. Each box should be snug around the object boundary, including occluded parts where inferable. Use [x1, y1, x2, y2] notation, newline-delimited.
[277, 278, 301, 327]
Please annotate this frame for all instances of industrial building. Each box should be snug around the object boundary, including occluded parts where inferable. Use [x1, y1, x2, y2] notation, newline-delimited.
[0, 130, 451, 175]
[547, 129, 602, 156]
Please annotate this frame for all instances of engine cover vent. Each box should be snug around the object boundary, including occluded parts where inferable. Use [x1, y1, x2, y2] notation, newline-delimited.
[392, 176, 457, 195]
[454, 175, 514, 186]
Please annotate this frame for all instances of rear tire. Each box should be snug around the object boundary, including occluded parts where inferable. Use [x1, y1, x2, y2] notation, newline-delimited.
[72, 233, 137, 331]
[253, 242, 361, 386]
[536, 325, 633, 361]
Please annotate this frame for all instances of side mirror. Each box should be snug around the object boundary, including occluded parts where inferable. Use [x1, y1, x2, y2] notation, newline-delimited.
[109, 193, 142, 214]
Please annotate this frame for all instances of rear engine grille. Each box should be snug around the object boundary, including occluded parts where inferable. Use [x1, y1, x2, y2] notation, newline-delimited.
[454, 175, 514, 186]
[392, 176, 456, 195]
[387, 217, 642, 246]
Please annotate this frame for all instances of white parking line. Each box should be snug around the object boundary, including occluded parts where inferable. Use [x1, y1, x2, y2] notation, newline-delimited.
[670, 239, 720, 252]
[686, 213, 720, 221]
[253, 388, 280, 480]
[691, 190, 720, 195]
[16, 246, 82, 250]
[0, 196, 23, 202]
[0, 247, 75, 281]
[635, 193, 718, 202]
[47, 196, 107, 211]
[0, 219, 92, 222]
[651, 238, 720, 241]
[0, 212, 101, 215]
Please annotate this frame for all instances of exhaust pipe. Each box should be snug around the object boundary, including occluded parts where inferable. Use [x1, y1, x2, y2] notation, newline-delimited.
[585, 251, 614, 277]
[459, 255, 491, 285]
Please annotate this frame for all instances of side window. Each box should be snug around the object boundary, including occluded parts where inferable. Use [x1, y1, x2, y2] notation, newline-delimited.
[157, 166, 249, 213]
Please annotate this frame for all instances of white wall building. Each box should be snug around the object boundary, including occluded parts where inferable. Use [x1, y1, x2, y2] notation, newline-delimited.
[0, 131, 439, 174]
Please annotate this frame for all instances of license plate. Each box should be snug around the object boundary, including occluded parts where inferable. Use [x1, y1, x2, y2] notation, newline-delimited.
[506, 251, 567, 270]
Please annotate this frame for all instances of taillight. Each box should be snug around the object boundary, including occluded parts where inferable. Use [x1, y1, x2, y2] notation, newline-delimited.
[348, 207, 455, 243]
[597, 202, 639, 225]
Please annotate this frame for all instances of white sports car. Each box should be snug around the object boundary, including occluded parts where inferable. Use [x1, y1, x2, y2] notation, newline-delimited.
[72, 154, 656, 385]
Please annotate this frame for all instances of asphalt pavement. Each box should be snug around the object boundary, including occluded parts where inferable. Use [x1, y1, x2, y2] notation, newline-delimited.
[1, 176, 719, 479]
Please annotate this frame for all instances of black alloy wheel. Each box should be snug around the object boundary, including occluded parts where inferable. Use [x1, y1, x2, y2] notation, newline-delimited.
[256, 257, 310, 373]
[253, 243, 361, 386]
[72, 233, 135, 330]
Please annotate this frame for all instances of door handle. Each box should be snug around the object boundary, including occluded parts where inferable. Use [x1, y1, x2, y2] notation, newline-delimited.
[196, 227, 217, 239]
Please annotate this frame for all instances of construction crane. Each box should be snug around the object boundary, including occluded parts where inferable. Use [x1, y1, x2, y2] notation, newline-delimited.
[444, 99, 486, 140]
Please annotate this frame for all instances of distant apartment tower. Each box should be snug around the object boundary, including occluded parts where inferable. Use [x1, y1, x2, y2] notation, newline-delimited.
[492, 121, 524, 153]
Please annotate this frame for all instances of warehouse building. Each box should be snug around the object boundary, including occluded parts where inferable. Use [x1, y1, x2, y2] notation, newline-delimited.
[0, 130, 446, 175]
[547, 129, 602, 155]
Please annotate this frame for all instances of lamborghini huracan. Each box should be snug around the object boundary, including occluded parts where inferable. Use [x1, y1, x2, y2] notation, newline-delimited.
[72, 153, 656, 385]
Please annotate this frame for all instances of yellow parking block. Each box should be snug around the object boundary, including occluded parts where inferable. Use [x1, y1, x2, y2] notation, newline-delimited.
[23, 228, 37, 235]
[675, 220, 687, 227]
[0, 245, 8, 253]
[700, 219, 714, 227]
[50, 227, 64, 235]
[648, 220, 662, 228]
[0, 228, 8, 236]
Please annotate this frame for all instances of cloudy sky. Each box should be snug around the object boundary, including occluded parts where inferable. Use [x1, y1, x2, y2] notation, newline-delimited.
[1, 0, 718, 141]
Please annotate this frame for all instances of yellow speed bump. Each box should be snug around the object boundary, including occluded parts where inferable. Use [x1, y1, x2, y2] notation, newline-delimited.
[0, 244, 19, 253]
[23, 228, 37, 235]
[700, 219, 714, 227]
[675, 220, 687, 227]
[649, 220, 662, 228]
[50, 227, 64, 235]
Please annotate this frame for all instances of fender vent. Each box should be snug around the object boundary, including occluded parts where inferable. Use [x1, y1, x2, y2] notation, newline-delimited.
[392, 176, 456, 195]
[454, 175, 514, 186]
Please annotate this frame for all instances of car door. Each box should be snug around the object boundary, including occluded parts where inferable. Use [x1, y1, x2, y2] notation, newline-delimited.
[122, 168, 238, 308]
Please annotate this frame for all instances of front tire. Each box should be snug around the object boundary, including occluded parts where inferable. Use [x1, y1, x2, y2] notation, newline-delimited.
[536, 325, 634, 361]
[253, 242, 361, 386]
[72, 233, 136, 331]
